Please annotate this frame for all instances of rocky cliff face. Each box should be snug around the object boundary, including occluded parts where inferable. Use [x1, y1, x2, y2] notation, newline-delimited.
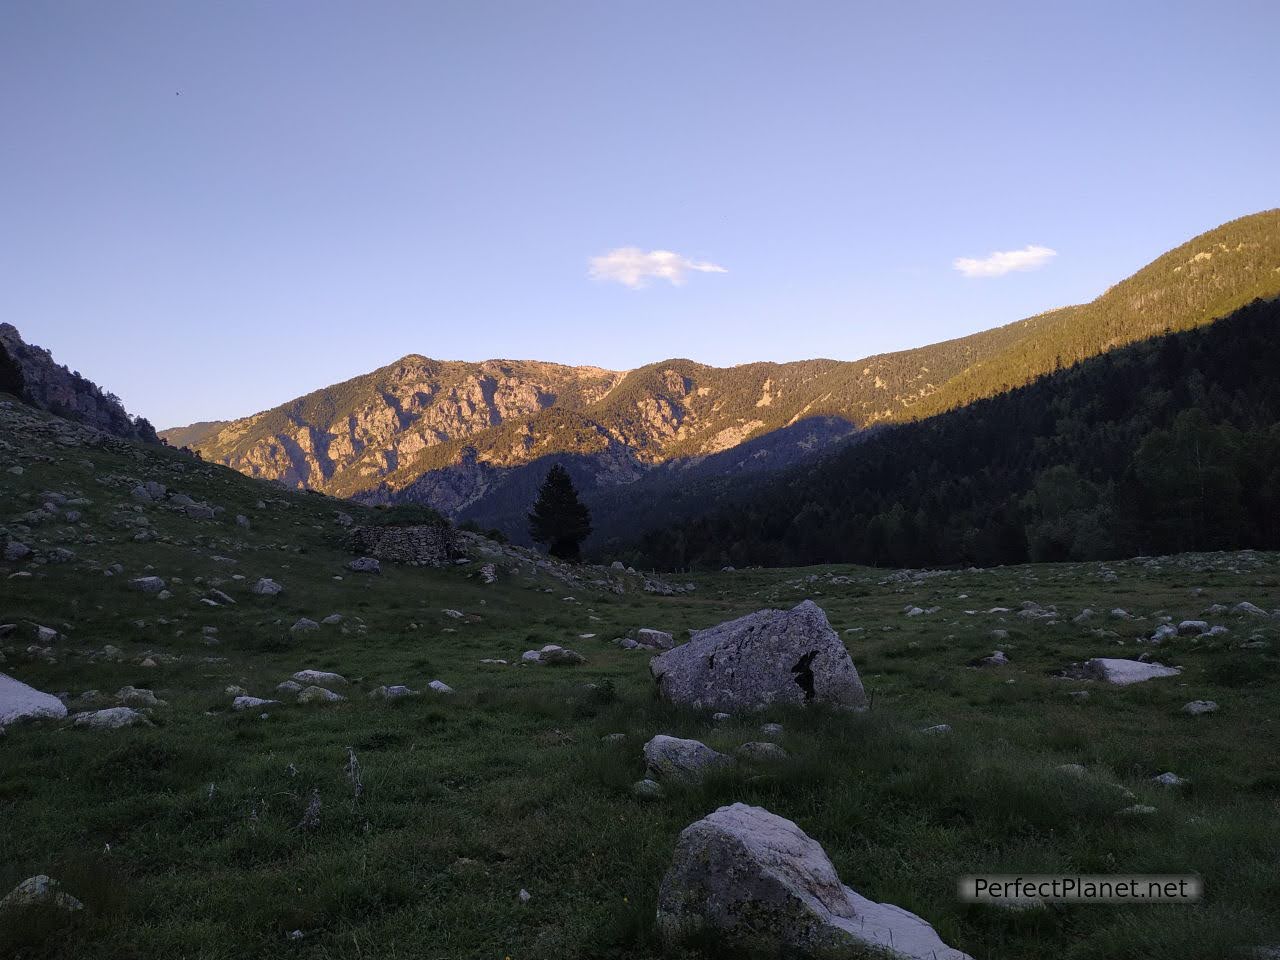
[0, 324, 157, 443]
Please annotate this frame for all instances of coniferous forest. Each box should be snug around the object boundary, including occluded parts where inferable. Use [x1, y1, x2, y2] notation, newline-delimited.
[632, 297, 1280, 570]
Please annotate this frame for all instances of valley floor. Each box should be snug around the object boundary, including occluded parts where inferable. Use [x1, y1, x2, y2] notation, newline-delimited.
[2, 398, 1279, 959]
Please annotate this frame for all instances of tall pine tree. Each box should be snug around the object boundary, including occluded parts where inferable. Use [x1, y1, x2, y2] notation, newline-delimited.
[528, 465, 592, 561]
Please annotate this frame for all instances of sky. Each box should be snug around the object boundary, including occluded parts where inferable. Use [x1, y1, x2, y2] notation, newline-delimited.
[2, 1, 1278, 428]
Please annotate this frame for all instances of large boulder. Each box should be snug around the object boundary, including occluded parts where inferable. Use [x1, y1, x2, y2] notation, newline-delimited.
[0, 673, 68, 725]
[657, 803, 972, 960]
[650, 600, 866, 711]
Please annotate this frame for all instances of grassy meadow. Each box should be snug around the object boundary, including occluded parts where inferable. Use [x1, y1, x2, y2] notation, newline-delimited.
[2, 400, 1279, 959]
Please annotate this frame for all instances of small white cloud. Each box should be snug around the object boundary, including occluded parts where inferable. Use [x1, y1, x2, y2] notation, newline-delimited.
[953, 244, 1057, 278]
[589, 247, 727, 289]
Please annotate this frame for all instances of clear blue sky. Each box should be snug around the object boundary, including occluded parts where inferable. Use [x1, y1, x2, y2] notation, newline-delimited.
[2, 1, 1277, 428]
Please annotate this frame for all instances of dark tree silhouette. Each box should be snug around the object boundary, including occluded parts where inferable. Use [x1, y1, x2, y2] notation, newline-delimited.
[528, 465, 592, 561]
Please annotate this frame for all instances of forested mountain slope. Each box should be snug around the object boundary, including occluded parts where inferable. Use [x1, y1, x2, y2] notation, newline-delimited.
[631, 296, 1280, 570]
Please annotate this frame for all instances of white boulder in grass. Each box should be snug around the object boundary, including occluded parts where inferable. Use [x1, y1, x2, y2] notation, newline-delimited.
[0, 673, 67, 725]
[0, 875, 84, 913]
[292, 670, 347, 688]
[73, 707, 150, 729]
[1084, 658, 1181, 685]
[656, 803, 973, 960]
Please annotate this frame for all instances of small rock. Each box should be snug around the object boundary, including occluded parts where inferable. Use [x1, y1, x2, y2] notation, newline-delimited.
[232, 696, 279, 711]
[116, 686, 166, 708]
[736, 741, 789, 763]
[129, 576, 166, 594]
[1152, 772, 1189, 787]
[1182, 700, 1219, 716]
[73, 706, 150, 729]
[348, 557, 381, 574]
[632, 778, 664, 800]
[643, 734, 733, 785]
[292, 669, 347, 688]
[252, 578, 283, 596]
[297, 685, 345, 704]
[428, 680, 455, 694]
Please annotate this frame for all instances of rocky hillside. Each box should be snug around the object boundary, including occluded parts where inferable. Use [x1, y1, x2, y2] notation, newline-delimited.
[0, 324, 158, 443]
[163, 210, 1280, 536]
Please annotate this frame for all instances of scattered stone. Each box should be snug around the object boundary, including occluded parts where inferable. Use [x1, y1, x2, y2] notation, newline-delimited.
[1177, 620, 1209, 636]
[632, 778, 664, 800]
[321, 613, 343, 625]
[600, 733, 627, 744]
[73, 706, 149, 729]
[370, 684, 417, 699]
[290, 618, 320, 633]
[428, 680, 455, 694]
[0, 875, 84, 914]
[128, 576, 166, 594]
[634, 627, 676, 650]
[1119, 804, 1158, 816]
[969, 650, 1009, 668]
[116, 686, 166, 708]
[252, 578, 283, 596]
[644, 734, 733, 785]
[921, 723, 952, 735]
[232, 696, 279, 711]
[4, 540, 30, 562]
[759, 722, 784, 737]
[712, 711, 732, 723]
[651, 600, 866, 712]
[297, 685, 345, 704]
[521, 643, 585, 666]
[736, 741, 789, 763]
[1182, 700, 1219, 716]
[1234, 601, 1266, 617]
[1152, 772, 1189, 787]
[275, 680, 303, 696]
[1150, 624, 1178, 643]
[0, 672, 68, 725]
[292, 670, 347, 688]
[348, 557, 381, 574]
[656, 803, 972, 960]
[480, 563, 497, 584]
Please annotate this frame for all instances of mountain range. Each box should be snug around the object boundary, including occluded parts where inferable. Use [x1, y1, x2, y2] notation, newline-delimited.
[160, 208, 1280, 549]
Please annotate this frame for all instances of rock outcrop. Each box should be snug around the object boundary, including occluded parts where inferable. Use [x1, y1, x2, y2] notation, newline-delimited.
[0, 323, 157, 441]
[650, 600, 866, 711]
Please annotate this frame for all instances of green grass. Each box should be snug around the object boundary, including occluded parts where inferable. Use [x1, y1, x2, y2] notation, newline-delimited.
[3, 399, 1280, 959]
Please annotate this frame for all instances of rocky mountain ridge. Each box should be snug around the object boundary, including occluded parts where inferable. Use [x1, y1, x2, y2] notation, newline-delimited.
[162, 209, 1280, 539]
